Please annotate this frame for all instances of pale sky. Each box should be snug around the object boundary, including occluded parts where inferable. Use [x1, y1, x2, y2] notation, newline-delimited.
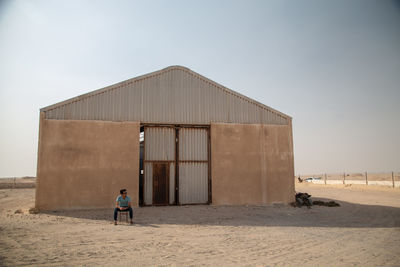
[0, 0, 399, 177]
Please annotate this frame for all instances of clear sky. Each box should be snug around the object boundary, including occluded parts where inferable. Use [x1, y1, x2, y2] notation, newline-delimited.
[0, 0, 399, 177]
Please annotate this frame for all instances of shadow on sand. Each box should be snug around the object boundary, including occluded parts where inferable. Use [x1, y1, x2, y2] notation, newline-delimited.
[41, 197, 400, 228]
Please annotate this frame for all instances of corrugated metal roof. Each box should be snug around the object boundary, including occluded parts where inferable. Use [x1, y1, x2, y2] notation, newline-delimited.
[42, 66, 291, 125]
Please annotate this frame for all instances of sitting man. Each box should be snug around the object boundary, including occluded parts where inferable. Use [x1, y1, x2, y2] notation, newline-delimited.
[114, 189, 133, 225]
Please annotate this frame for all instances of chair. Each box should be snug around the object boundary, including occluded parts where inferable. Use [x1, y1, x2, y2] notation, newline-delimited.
[119, 210, 129, 223]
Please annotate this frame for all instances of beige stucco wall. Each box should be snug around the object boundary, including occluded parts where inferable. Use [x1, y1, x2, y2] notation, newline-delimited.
[35, 113, 140, 210]
[211, 122, 295, 205]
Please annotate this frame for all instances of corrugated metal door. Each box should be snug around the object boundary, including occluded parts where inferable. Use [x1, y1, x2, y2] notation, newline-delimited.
[178, 128, 209, 204]
[144, 127, 175, 205]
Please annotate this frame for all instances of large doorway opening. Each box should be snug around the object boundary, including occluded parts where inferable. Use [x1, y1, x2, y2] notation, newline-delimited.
[141, 125, 210, 206]
[139, 125, 211, 206]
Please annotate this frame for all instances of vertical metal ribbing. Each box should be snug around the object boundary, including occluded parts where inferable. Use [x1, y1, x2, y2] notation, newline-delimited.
[42, 67, 290, 125]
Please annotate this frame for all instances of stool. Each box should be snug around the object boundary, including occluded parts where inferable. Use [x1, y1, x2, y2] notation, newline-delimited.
[119, 210, 129, 223]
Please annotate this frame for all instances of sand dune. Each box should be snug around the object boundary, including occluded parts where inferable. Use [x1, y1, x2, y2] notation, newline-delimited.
[0, 184, 399, 266]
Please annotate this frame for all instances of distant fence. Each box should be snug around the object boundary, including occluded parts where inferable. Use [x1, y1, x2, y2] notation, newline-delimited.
[0, 177, 36, 189]
[296, 172, 400, 188]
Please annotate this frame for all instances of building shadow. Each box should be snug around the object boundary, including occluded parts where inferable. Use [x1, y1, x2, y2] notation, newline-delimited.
[40, 197, 400, 228]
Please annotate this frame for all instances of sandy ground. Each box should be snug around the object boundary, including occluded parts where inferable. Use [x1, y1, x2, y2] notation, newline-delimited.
[0, 184, 399, 266]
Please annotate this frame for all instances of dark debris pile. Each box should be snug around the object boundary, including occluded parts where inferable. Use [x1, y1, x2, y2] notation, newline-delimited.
[291, 192, 340, 208]
[313, 200, 340, 207]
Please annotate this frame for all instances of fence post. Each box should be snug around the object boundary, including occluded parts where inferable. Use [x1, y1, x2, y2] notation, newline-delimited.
[392, 171, 395, 188]
[365, 171, 368, 185]
[343, 172, 345, 185]
[13, 177, 16, 189]
[324, 173, 327, 185]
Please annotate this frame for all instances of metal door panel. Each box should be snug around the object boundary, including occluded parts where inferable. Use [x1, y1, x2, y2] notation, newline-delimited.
[144, 126, 175, 205]
[178, 128, 209, 204]
[179, 162, 208, 204]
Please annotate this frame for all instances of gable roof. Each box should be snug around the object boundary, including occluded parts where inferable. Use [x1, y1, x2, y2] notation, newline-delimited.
[42, 66, 291, 125]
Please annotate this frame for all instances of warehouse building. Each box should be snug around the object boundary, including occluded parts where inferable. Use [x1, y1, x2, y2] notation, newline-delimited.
[35, 66, 295, 210]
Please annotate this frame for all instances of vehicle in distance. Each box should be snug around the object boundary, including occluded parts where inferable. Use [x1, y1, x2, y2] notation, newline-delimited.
[305, 177, 322, 182]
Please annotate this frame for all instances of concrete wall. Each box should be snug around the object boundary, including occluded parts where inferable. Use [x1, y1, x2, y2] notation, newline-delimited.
[36, 114, 140, 210]
[211, 122, 295, 205]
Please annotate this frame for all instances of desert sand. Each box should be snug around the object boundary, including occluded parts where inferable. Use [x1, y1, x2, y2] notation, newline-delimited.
[0, 183, 399, 266]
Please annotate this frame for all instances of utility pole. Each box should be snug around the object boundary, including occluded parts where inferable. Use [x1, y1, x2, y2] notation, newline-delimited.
[392, 171, 395, 188]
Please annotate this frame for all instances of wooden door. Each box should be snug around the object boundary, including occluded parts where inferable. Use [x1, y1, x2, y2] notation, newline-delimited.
[153, 163, 169, 205]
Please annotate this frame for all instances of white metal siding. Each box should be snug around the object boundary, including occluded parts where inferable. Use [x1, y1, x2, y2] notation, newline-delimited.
[179, 163, 208, 204]
[169, 163, 175, 205]
[179, 128, 208, 161]
[144, 127, 175, 161]
[43, 66, 290, 125]
[178, 128, 208, 204]
[144, 163, 152, 205]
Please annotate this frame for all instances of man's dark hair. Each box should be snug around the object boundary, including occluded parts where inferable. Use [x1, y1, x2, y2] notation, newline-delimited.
[120, 189, 127, 194]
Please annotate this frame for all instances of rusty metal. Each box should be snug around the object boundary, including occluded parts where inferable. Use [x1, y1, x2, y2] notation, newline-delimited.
[152, 163, 169, 205]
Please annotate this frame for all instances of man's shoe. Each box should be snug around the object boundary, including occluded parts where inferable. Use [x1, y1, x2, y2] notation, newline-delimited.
[114, 221, 118, 225]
